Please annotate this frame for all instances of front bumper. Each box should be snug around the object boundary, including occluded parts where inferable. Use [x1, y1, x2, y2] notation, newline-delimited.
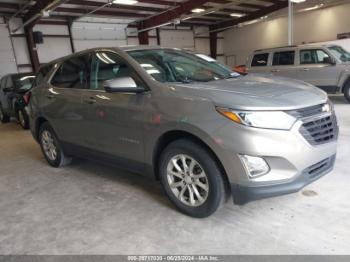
[231, 154, 336, 205]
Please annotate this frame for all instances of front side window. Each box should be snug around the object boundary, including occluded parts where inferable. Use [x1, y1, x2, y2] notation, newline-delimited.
[0, 77, 6, 90]
[328, 45, 350, 62]
[300, 49, 330, 64]
[5, 76, 13, 89]
[51, 54, 90, 89]
[251, 53, 269, 67]
[273, 51, 295, 66]
[34, 64, 54, 87]
[128, 49, 234, 83]
[90, 52, 141, 90]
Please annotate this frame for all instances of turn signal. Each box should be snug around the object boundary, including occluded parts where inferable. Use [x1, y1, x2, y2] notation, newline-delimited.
[216, 107, 242, 124]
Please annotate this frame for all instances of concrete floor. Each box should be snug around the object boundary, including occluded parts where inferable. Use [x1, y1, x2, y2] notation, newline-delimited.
[0, 96, 349, 255]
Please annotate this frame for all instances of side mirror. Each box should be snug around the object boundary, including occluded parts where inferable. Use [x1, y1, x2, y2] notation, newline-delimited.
[3, 87, 12, 92]
[103, 77, 145, 93]
[323, 57, 336, 65]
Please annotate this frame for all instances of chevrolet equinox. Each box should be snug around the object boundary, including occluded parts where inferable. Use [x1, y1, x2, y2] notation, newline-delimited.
[28, 47, 338, 217]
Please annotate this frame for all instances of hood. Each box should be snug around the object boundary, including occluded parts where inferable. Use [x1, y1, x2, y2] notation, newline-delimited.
[171, 74, 328, 110]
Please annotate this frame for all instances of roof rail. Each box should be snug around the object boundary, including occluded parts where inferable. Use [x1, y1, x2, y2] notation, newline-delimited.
[254, 45, 298, 52]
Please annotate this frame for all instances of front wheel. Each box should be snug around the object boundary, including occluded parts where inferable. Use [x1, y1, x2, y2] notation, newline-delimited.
[17, 109, 29, 129]
[159, 139, 227, 218]
[39, 122, 72, 167]
[344, 81, 350, 103]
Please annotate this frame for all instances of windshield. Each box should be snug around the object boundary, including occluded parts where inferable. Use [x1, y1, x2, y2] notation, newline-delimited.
[328, 45, 350, 62]
[128, 49, 238, 83]
[14, 75, 35, 90]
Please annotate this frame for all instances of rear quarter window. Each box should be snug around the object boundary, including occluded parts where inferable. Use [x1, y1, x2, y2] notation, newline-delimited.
[251, 53, 269, 67]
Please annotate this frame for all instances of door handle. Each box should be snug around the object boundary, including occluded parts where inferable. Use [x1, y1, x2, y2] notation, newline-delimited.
[301, 68, 310, 71]
[271, 69, 280, 73]
[46, 94, 54, 99]
[83, 97, 96, 104]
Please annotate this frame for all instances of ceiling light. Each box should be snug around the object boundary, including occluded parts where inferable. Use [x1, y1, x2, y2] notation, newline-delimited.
[301, 3, 324, 11]
[291, 0, 306, 3]
[112, 0, 138, 5]
[230, 13, 245, 18]
[191, 8, 205, 13]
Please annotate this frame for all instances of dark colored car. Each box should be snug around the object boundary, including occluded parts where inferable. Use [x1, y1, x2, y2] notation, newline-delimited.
[0, 73, 35, 129]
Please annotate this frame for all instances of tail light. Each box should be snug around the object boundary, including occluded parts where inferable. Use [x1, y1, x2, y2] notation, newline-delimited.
[233, 65, 247, 75]
[23, 91, 31, 105]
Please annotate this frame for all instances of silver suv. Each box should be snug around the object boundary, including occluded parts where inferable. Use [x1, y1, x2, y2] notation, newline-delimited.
[247, 44, 350, 102]
[28, 46, 338, 217]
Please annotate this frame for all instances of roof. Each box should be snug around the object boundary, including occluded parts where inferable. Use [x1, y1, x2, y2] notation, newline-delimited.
[253, 44, 333, 53]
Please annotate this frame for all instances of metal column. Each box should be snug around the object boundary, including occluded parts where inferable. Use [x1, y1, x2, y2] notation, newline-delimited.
[288, 0, 294, 46]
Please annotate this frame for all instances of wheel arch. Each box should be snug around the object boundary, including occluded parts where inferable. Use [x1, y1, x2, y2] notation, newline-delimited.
[152, 130, 231, 196]
[35, 116, 49, 140]
[342, 76, 350, 93]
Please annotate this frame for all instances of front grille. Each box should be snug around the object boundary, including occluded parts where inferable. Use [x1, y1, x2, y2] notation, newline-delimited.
[304, 155, 336, 180]
[288, 104, 324, 118]
[299, 114, 338, 145]
[287, 103, 338, 146]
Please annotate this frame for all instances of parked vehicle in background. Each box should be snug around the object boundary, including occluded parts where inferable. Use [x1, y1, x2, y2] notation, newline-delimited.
[28, 47, 338, 217]
[0, 73, 35, 129]
[246, 44, 350, 102]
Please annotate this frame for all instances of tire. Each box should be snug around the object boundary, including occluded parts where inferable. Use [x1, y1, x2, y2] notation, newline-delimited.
[0, 106, 10, 123]
[344, 81, 350, 103]
[159, 139, 226, 218]
[39, 122, 72, 167]
[17, 108, 29, 129]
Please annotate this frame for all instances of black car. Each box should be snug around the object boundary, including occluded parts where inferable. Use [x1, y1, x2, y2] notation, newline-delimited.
[0, 73, 35, 129]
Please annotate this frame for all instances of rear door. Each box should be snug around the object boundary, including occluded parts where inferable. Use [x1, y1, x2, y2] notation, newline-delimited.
[296, 48, 341, 91]
[44, 54, 90, 146]
[270, 50, 298, 79]
[1, 76, 14, 114]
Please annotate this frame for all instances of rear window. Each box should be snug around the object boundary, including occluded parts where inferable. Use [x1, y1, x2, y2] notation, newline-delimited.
[251, 53, 269, 67]
[272, 51, 295, 66]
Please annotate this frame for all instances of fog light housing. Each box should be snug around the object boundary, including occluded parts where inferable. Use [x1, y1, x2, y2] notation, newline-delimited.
[239, 155, 270, 178]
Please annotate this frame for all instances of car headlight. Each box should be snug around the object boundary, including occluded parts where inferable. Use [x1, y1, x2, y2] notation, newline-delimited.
[216, 107, 297, 130]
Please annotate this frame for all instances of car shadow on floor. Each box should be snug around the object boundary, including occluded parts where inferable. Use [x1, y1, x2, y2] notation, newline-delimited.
[329, 95, 348, 104]
[61, 157, 175, 210]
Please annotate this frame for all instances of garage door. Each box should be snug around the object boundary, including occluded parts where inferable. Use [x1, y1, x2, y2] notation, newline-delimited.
[0, 23, 17, 78]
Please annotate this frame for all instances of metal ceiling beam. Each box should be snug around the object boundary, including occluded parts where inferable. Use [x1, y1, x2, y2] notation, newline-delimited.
[0, 3, 19, 10]
[137, 0, 212, 32]
[55, 7, 147, 18]
[17, 0, 67, 32]
[210, 1, 288, 33]
[67, 0, 164, 13]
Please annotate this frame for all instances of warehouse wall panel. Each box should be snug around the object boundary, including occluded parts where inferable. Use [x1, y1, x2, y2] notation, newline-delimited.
[0, 21, 18, 78]
[224, 2, 350, 66]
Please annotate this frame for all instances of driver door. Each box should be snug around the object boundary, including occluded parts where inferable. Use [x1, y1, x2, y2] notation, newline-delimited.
[296, 48, 342, 91]
[82, 51, 147, 167]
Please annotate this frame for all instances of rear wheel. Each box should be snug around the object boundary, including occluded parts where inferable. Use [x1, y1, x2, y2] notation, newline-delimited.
[344, 81, 350, 103]
[0, 106, 10, 123]
[159, 139, 226, 218]
[17, 109, 29, 129]
[39, 122, 72, 167]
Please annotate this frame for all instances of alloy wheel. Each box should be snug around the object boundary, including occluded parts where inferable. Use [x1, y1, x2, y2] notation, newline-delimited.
[41, 130, 58, 161]
[166, 154, 209, 207]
